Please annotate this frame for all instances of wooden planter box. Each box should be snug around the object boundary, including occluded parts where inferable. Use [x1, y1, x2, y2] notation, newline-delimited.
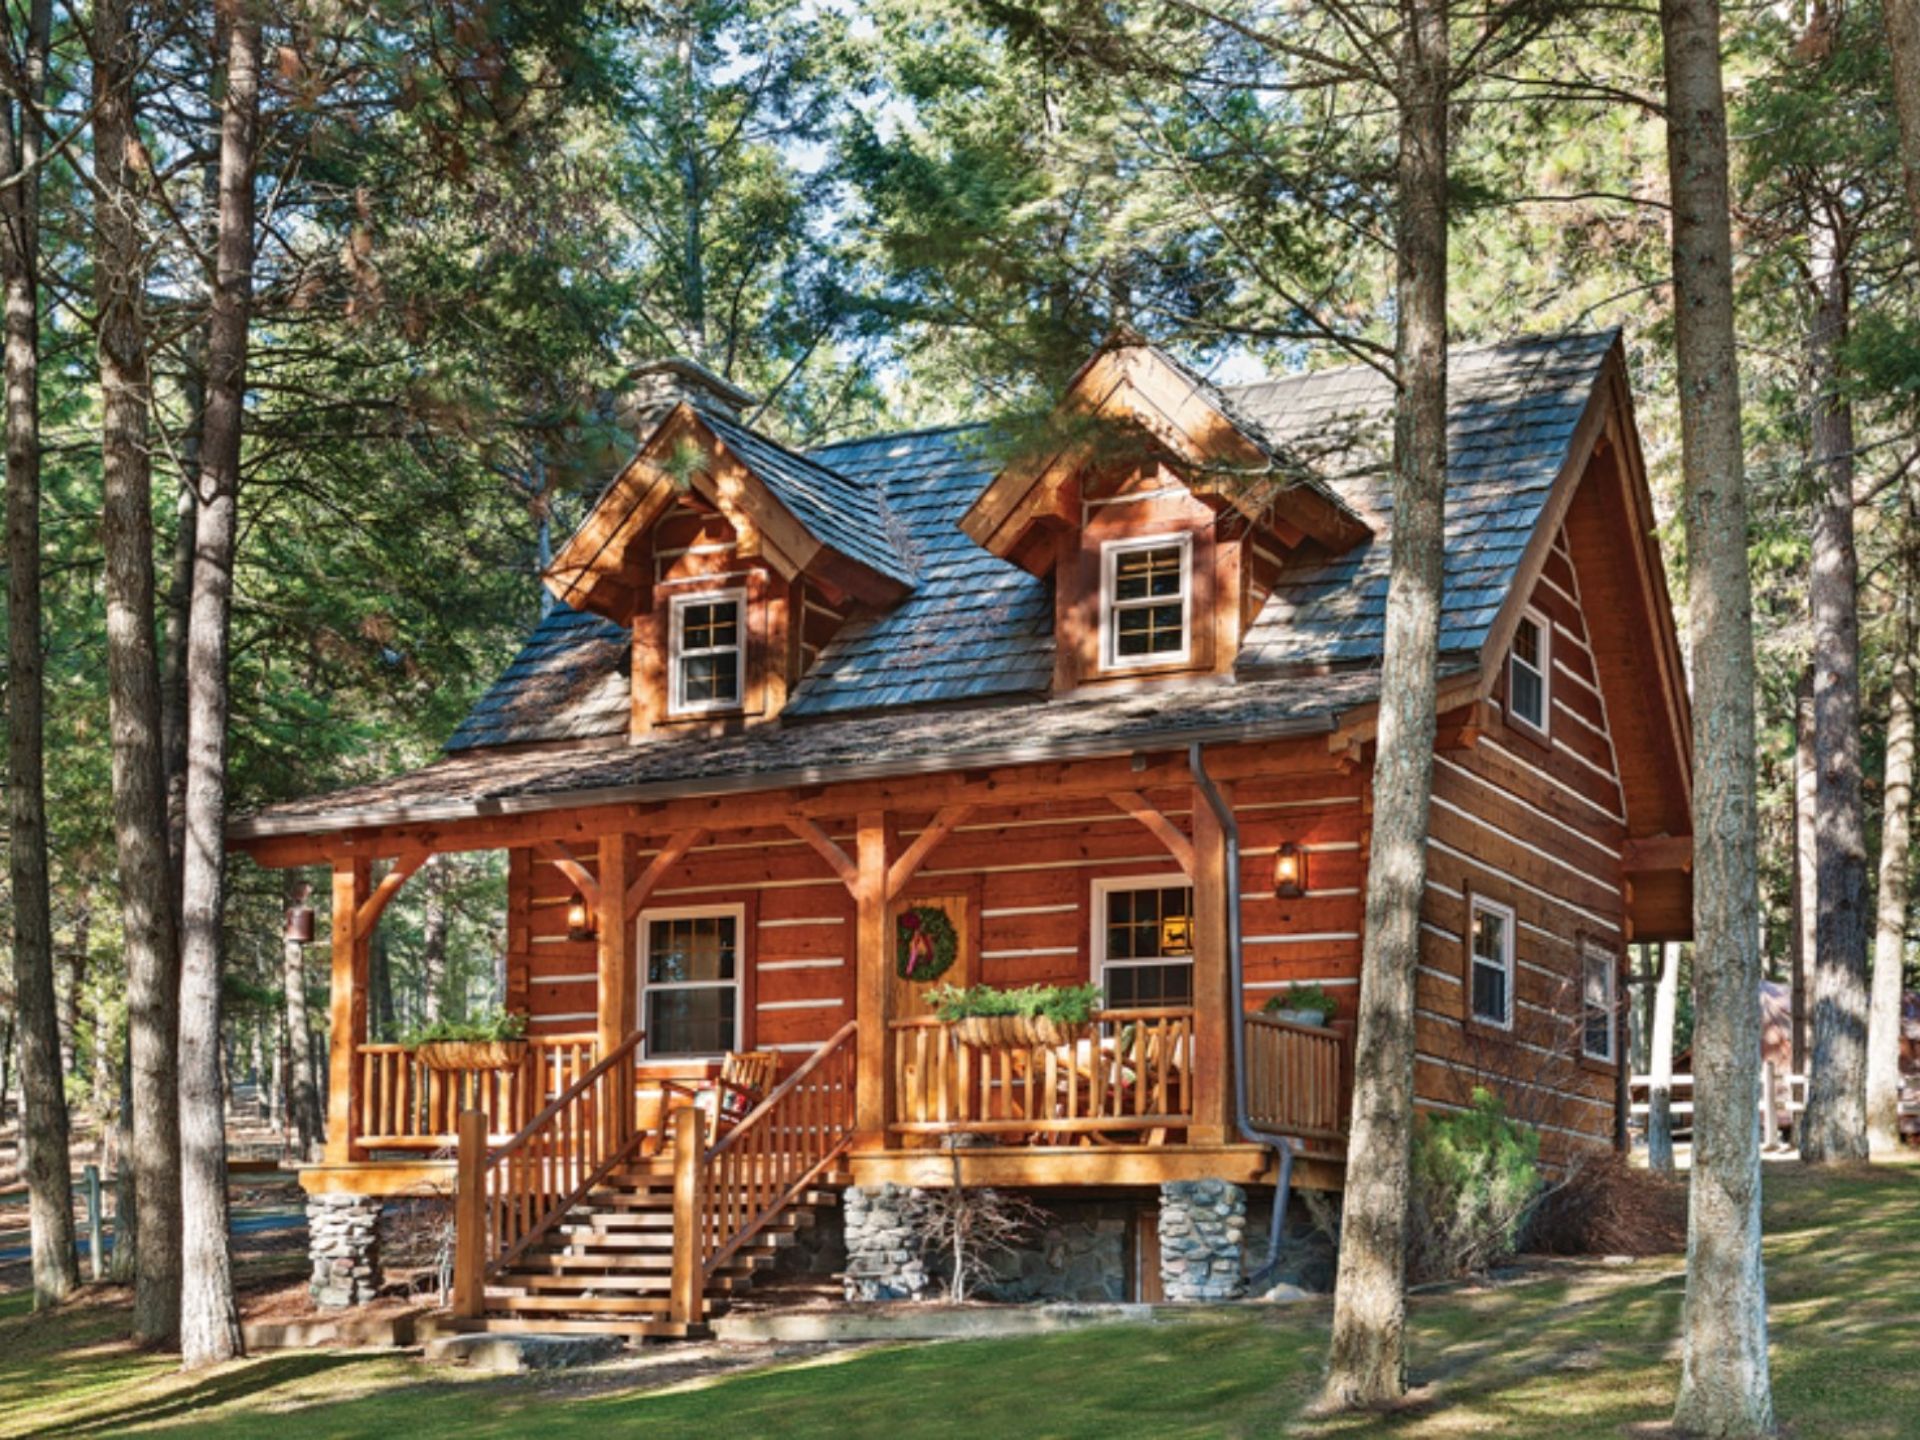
[951, 1014, 1089, 1049]
[416, 1039, 529, 1072]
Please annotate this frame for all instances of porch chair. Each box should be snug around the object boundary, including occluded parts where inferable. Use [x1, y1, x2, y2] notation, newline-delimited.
[659, 1050, 779, 1147]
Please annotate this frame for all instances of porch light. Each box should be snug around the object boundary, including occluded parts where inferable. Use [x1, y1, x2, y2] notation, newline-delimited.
[566, 898, 597, 941]
[1274, 842, 1306, 899]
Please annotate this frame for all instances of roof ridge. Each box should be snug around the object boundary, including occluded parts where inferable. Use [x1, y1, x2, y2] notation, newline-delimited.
[1220, 326, 1615, 398]
[806, 419, 993, 455]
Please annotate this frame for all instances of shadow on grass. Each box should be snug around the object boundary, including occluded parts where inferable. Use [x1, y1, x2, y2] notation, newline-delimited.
[36, 1353, 372, 1438]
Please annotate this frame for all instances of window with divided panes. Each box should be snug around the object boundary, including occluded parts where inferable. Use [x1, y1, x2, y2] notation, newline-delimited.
[670, 590, 744, 714]
[641, 907, 741, 1056]
[1103, 536, 1190, 667]
[1098, 881, 1194, 1008]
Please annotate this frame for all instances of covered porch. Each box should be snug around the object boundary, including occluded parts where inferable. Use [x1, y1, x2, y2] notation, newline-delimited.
[233, 734, 1357, 1200]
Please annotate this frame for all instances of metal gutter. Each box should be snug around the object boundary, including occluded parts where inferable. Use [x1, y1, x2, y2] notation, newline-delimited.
[1189, 740, 1303, 1294]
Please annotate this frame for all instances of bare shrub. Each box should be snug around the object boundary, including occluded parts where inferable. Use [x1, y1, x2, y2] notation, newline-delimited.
[1524, 1149, 1687, 1257]
[902, 1150, 1048, 1303]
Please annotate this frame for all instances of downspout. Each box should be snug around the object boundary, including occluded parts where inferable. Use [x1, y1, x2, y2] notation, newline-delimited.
[1190, 741, 1300, 1293]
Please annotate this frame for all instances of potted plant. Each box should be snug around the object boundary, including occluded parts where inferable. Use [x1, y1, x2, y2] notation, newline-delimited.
[403, 1009, 530, 1071]
[1262, 983, 1338, 1028]
[927, 982, 1104, 1048]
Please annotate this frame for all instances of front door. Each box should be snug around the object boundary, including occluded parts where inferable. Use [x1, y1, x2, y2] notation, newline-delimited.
[889, 889, 974, 1143]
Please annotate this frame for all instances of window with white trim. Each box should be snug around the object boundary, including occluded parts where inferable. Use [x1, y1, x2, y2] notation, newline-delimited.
[1468, 895, 1515, 1028]
[1094, 878, 1194, 1008]
[1582, 943, 1617, 1061]
[1100, 534, 1192, 669]
[668, 589, 745, 715]
[1508, 608, 1550, 733]
[638, 905, 743, 1057]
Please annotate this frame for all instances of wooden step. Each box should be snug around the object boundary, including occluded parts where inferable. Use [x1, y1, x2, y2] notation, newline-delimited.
[442, 1315, 709, 1340]
[512, 1249, 776, 1276]
[484, 1292, 670, 1316]
[502, 1271, 757, 1297]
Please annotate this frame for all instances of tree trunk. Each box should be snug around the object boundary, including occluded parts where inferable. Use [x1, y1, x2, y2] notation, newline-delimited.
[1659, 0, 1776, 1430]
[1867, 518, 1915, 1158]
[1649, 942, 1680, 1173]
[177, 3, 262, 1367]
[95, 0, 184, 1347]
[1887, 0, 1920, 249]
[108, 1033, 138, 1285]
[2, 0, 78, 1310]
[1791, 671, 1815, 1076]
[1800, 205, 1870, 1165]
[422, 871, 448, 1026]
[1322, 0, 1448, 1409]
[284, 879, 324, 1158]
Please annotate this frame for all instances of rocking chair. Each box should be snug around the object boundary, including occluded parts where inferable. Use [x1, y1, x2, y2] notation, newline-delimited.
[659, 1049, 779, 1146]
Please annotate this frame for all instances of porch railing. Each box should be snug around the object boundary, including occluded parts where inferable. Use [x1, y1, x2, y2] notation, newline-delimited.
[353, 1033, 597, 1153]
[887, 1007, 1195, 1142]
[451, 1028, 646, 1316]
[672, 1020, 858, 1325]
[1243, 1013, 1347, 1148]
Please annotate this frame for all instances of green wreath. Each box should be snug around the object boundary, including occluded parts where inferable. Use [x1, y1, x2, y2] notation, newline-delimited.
[896, 904, 959, 984]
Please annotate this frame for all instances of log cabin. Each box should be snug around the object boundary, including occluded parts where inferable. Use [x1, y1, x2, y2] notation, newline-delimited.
[228, 328, 1694, 1335]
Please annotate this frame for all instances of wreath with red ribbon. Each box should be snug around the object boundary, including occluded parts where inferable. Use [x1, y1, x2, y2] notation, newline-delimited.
[896, 904, 959, 983]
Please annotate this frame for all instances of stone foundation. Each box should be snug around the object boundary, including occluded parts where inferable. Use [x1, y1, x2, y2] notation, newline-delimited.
[1242, 1191, 1339, 1295]
[841, 1184, 931, 1301]
[1158, 1179, 1246, 1301]
[307, 1194, 382, 1308]
[976, 1201, 1130, 1303]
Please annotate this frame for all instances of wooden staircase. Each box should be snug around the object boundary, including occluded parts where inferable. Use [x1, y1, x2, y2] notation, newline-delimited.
[444, 1155, 843, 1339]
[448, 1022, 859, 1342]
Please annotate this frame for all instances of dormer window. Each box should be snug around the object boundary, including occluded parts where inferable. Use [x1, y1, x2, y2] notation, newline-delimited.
[1508, 607, 1550, 734]
[669, 589, 745, 715]
[1101, 534, 1191, 670]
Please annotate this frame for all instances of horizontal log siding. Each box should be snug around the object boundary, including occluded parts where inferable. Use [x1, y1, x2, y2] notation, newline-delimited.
[1415, 526, 1627, 1163]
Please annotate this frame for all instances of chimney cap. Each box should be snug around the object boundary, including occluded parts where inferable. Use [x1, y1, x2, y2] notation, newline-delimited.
[616, 356, 758, 430]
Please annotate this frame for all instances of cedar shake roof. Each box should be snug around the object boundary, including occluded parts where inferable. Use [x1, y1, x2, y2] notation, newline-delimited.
[240, 667, 1419, 836]
[448, 330, 1616, 751]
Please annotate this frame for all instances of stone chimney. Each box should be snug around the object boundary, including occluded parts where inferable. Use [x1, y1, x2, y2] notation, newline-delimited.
[614, 356, 759, 437]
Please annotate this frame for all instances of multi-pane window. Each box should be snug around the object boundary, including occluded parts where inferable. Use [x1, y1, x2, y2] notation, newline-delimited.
[1582, 943, 1616, 1061]
[1508, 609, 1550, 733]
[1469, 896, 1515, 1028]
[640, 907, 741, 1057]
[670, 590, 745, 714]
[1102, 535, 1191, 668]
[1097, 881, 1195, 1008]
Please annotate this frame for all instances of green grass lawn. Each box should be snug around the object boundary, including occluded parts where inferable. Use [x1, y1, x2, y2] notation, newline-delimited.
[3, 1160, 1915, 1439]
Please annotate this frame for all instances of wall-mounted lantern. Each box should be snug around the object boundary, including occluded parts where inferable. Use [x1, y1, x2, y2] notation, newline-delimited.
[1274, 842, 1307, 899]
[283, 883, 315, 944]
[566, 898, 597, 942]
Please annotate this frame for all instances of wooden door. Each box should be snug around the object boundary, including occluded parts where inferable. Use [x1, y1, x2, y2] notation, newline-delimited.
[889, 890, 974, 1141]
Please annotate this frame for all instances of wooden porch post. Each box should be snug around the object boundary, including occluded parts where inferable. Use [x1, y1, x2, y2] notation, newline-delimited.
[669, 1105, 704, 1325]
[1191, 784, 1233, 1145]
[451, 1107, 486, 1317]
[596, 833, 633, 1061]
[854, 810, 890, 1143]
[326, 856, 371, 1165]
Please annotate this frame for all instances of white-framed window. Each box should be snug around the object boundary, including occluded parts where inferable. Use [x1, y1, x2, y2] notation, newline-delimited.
[1093, 876, 1195, 1008]
[668, 588, 746, 716]
[1507, 607, 1551, 734]
[1099, 534, 1192, 669]
[637, 903, 743, 1058]
[1468, 894, 1515, 1029]
[1582, 942, 1617, 1061]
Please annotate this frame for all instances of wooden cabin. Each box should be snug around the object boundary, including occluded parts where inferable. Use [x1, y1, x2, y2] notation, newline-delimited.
[228, 332, 1693, 1335]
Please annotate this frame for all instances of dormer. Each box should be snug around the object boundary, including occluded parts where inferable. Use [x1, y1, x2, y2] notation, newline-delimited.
[961, 335, 1370, 693]
[544, 360, 913, 738]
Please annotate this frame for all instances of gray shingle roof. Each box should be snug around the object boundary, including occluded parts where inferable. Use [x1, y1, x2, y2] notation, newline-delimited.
[442, 331, 1615, 756]
[701, 411, 915, 589]
[1236, 331, 1614, 671]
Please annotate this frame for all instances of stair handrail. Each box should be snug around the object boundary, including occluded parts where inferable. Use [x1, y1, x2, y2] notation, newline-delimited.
[451, 1027, 645, 1317]
[669, 1020, 858, 1325]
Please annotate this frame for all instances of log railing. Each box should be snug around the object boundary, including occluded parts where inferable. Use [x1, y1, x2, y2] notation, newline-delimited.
[671, 1021, 858, 1326]
[887, 1007, 1195, 1142]
[1243, 1013, 1346, 1148]
[451, 1028, 645, 1316]
[353, 1033, 597, 1154]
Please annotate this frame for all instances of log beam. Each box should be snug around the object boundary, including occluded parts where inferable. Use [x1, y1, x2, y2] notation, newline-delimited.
[886, 804, 973, 900]
[1107, 791, 1195, 876]
[354, 848, 430, 939]
[853, 811, 890, 1142]
[534, 841, 600, 911]
[785, 815, 858, 887]
[624, 827, 708, 921]
[1189, 783, 1231, 1145]
[596, 834, 634, 1063]
[327, 857, 371, 1165]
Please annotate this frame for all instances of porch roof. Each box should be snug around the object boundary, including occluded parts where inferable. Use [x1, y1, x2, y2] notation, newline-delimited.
[229, 664, 1432, 841]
